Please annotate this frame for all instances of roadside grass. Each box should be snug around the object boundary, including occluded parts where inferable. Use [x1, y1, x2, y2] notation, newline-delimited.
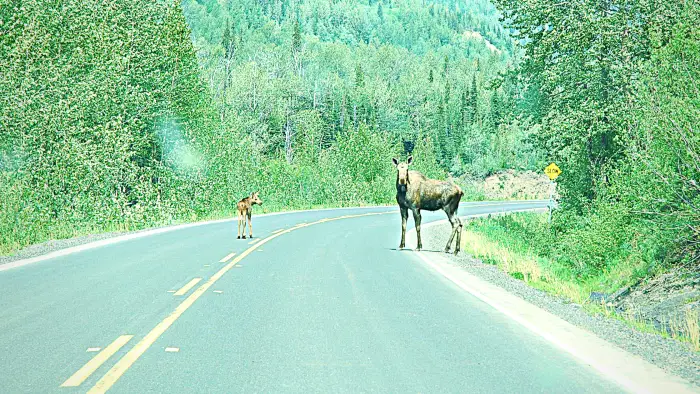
[461, 214, 700, 352]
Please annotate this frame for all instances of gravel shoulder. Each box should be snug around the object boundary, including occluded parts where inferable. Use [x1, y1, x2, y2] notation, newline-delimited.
[0, 227, 168, 266]
[422, 222, 700, 387]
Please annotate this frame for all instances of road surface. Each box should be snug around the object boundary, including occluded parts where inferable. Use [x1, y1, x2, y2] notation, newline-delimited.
[0, 200, 623, 393]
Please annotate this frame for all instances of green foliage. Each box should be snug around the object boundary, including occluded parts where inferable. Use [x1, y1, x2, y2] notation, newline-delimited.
[490, 0, 700, 280]
[0, 0, 214, 253]
[621, 4, 700, 264]
[469, 211, 658, 290]
[182, 0, 536, 179]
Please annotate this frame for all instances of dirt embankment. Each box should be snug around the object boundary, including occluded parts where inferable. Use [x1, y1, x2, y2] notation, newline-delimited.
[601, 267, 700, 337]
[467, 170, 554, 200]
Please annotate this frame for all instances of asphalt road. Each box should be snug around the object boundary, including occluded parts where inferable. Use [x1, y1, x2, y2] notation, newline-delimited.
[0, 200, 623, 393]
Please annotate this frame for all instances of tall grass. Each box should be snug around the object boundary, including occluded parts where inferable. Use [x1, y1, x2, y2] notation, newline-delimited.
[463, 212, 700, 351]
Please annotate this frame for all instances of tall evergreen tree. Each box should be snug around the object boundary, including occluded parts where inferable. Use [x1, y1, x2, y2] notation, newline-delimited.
[469, 73, 478, 124]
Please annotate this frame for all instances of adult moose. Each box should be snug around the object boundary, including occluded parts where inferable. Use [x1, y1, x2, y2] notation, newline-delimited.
[393, 156, 464, 254]
[237, 191, 263, 239]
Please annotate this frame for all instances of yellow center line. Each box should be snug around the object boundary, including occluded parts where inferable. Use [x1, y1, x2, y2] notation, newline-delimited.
[173, 278, 201, 296]
[218, 252, 236, 263]
[248, 238, 260, 245]
[271, 229, 285, 234]
[86, 211, 392, 393]
[61, 335, 133, 387]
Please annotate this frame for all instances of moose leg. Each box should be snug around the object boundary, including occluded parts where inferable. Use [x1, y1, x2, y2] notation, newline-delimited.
[412, 209, 422, 251]
[444, 211, 459, 253]
[454, 218, 464, 255]
[399, 207, 408, 249]
[247, 213, 253, 238]
[237, 213, 242, 239]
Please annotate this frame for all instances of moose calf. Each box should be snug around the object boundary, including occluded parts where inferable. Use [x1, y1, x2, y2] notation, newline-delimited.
[393, 156, 464, 254]
[237, 191, 262, 239]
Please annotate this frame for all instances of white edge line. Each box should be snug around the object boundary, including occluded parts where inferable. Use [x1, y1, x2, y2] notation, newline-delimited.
[1, 200, 548, 272]
[414, 250, 644, 393]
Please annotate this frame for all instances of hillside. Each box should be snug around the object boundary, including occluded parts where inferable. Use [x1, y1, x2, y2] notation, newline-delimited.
[181, 0, 539, 176]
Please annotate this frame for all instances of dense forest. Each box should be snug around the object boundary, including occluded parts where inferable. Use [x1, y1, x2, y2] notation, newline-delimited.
[488, 0, 699, 281]
[181, 0, 543, 178]
[1, 0, 536, 253]
[1, 0, 214, 253]
[0, 0, 697, 290]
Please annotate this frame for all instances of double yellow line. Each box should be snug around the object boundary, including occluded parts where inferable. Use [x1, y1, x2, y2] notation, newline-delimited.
[64, 211, 391, 393]
[61, 335, 133, 387]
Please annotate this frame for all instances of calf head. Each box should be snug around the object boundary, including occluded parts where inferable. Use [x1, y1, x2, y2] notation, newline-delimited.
[250, 191, 263, 206]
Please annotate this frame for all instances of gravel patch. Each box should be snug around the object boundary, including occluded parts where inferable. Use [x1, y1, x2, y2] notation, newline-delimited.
[422, 222, 700, 387]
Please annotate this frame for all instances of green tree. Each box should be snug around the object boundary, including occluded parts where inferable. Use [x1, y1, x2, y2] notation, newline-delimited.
[0, 0, 212, 252]
[355, 64, 365, 89]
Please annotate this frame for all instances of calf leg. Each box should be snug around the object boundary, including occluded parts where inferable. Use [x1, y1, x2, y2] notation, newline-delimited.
[399, 207, 408, 249]
[247, 213, 253, 238]
[241, 210, 247, 239]
[412, 209, 422, 251]
[237, 213, 242, 239]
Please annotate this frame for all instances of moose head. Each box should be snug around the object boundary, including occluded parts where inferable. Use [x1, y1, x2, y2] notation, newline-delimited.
[392, 156, 413, 192]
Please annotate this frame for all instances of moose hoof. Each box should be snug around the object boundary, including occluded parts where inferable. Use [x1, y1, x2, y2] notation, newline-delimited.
[453, 250, 460, 256]
[399, 244, 405, 250]
[444, 247, 451, 253]
[242, 236, 247, 239]
[237, 236, 241, 239]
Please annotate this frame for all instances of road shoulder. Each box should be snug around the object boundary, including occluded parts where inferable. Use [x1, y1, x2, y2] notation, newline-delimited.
[413, 221, 700, 393]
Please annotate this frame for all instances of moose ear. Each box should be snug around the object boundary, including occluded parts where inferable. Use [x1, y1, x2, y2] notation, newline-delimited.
[407, 156, 413, 165]
[392, 157, 399, 167]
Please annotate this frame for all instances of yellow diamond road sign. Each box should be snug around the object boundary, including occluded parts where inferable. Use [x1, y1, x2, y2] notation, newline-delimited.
[544, 163, 562, 181]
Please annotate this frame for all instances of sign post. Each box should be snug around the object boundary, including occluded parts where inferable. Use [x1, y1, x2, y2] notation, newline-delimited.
[544, 163, 561, 224]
